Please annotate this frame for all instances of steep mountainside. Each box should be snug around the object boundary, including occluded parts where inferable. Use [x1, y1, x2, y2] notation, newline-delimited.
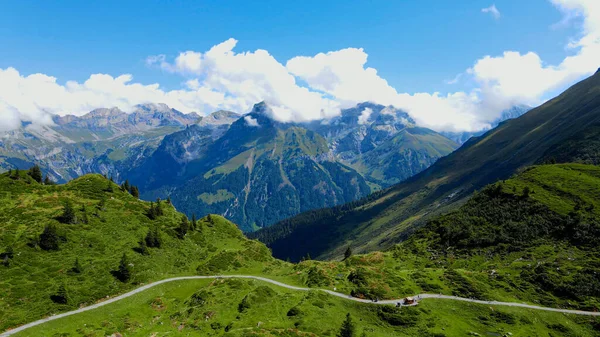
[252, 71, 600, 260]
[134, 103, 371, 232]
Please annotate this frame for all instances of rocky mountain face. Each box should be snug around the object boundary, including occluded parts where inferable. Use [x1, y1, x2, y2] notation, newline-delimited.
[130, 102, 371, 231]
[305, 102, 458, 188]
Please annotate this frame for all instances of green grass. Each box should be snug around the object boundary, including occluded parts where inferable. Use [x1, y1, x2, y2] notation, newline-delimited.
[13, 278, 600, 337]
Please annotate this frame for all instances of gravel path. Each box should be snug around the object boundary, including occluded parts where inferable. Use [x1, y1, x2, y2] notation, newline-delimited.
[2, 275, 599, 336]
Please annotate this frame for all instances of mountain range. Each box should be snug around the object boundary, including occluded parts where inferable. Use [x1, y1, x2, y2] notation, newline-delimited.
[0, 100, 528, 232]
[251, 70, 600, 261]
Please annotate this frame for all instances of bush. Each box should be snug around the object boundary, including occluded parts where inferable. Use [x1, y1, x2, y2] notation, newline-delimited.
[287, 306, 302, 317]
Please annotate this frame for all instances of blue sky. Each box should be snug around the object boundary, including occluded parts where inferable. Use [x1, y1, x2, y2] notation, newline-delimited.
[0, 0, 598, 132]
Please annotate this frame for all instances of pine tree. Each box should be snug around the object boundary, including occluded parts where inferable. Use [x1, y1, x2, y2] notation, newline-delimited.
[7, 169, 12, 177]
[145, 228, 162, 248]
[43, 174, 52, 185]
[166, 196, 172, 204]
[191, 214, 197, 231]
[39, 224, 60, 251]
[155, 198, 164, 216]
[177, 215, 189, 239]
[146, 202, 157, 220]
[130, 185, 140, 198]
[61, 200, 77, 224]
[28, 165, 43, 183]
[71, 258, 82, 273]
[344, 246, 353, 260]
[51, 284, 69, 304]
[137, 236, 149, 255]
[338, 313, 356, 337]
[12, 169, 20, 180]
[120, 180, 130, 192]
[116, 253, 131, 282]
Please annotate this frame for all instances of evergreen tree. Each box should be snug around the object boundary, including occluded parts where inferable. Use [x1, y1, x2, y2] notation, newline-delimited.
[344, 246, 353, 260]
[166, 196, 172, 204]
[12, 169, 20, 180]
[28, 165, 43, 183]
[39, 224, 60, 251]
[104, 181, 114, 192]
[207, 214, 213, 225]
[137, 236, 149, 255]
[155, 198, 164, 216]
[146, 202, 157, 220]
[1, 246, 13, 267]
[191, 214, 197, 231]
[177, 215, 189, 239]
[43, 174, 52, 185]
[145, 227, 162, 248]
[60, 200, 77, 224]
[71, 258, 82, 274]
[109, 176, 114, 182]
[51, 284, 69, 304]
[130, 185, 140, 198]
[115, 253, 131, 282]
[7, 168, 12, 176]
[120, 180, 130, 192]
[338, 313, 356, 337]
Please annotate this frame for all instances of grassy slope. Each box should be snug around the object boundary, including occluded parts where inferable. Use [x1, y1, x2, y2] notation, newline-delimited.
[15, 278, 599, 337]
[253, 71, 600, 260]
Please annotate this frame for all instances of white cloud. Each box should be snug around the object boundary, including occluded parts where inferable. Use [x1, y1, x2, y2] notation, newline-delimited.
[244, 115, 260, 127]
[358, 108, 373, 125]
[445, 73, 462, 85]
[482, 4, 501, 19]
[1, 0, 599, 133]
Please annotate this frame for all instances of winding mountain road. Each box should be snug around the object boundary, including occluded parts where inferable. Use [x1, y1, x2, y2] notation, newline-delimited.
[2, 275, 599, 336]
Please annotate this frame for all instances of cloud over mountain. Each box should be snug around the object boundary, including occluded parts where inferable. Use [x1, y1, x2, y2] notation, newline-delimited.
[0, 1, 598, 133]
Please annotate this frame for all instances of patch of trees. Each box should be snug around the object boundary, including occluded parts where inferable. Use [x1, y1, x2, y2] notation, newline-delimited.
[146, 198, 165, 220]
[27, 165, 42, 183]
[119, 179, 140, 199]
[423, 183, 600, 250]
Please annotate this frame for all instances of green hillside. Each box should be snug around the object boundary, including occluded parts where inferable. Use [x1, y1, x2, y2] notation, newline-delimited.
[252, 71, 600, 260]
[0, 171, 283, 331]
